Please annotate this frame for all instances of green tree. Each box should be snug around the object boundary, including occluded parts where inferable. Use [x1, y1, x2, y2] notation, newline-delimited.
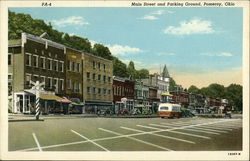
[127, 61, 136, 78]
[188, 85, 200, 94]
[225, 84, 242, 111]
[112, 57, 128, 77]
[62, 34, 91, 52]
[92, 43, 113, 60]
[169, 77, 177, 92]
[136, 69, 149, 79]
[200, 83, 225, 98]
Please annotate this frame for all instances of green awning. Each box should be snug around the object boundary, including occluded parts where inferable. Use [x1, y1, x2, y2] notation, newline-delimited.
[40, 94, 63, 101]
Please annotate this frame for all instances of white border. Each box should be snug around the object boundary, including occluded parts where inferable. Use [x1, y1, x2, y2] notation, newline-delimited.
[0, 1, 249, 160]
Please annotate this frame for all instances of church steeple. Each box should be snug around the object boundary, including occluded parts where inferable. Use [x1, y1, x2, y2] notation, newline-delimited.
[161, 65, 170, 78]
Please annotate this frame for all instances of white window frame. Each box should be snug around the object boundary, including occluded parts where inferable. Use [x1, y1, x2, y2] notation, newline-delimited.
[67, 79, 71, 89]
[60, 61, 64, 72]
[61, 79, 64, 91]
[26, 73, 32, 86]
[33, 55, 39, 67]
[54, 78, 58, 91]
[25, 53, 32, 66]
[54, 60, 58, 71]
[40, 76, 46, 83]
[48, 77, 52, 89]
[40, 56, 46, 69]
[48, 58, 53, 70]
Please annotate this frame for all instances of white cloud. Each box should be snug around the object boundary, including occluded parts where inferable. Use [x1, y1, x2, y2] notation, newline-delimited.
[157, 52, 175, 56]
[141, 15, 158, 20]
[200, 52, 233, 57]
[140, 10, 173, 20]
[51, 16, 89, 27]
[107, 44, 143, 56]
[164, 18, 215, 35]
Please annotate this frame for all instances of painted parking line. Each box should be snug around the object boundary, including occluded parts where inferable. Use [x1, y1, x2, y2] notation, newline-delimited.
[99, 128, 172, 151]
[198, 125, 233, 131]
[150, 123, 218, 136]
[32, 133, 43, 152]
[139, 124, 212, 139]
[120, 126, 196, 144]
[187, 127, 228, 133]
[71, 129, 109, 151]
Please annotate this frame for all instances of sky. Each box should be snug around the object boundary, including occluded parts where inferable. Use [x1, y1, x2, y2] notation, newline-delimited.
[9, 7, 243, 88]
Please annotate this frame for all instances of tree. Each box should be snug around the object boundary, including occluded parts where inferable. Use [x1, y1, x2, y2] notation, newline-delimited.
[169, 77, 177, 92]
[127, 61, 136, 78]
[188, 85, 200, 94]
[200, 83, 225, 98]
[225, 84, 242, 111]
[136, 69, 149, 79]
[112, 57, 128, 77]
[62, 34, 91, 53]
[92, 43, 113, 60]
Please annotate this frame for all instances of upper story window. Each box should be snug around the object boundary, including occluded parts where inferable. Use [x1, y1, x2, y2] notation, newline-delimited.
[59, 61, 64, 72]
[103, 64, 106, 71]
[87, 72, 90, 79]
[76, 63, 80, 72]
[103, 75, 106, 82]
[40, 57, 46, 69]
[92, 73, 96, 80]
[98, 74, 101, 81]
[8, 53, 12, 65]
[108, 77, 111, 82]
[67, 60, 70, 71]
[72, 62, 75, 72]
[93, 61, 96, 69]
[54, 60, 58, 71]
[92, 87, 96, 94]
[48, 59, 52, 70]
[25, 53, 32, 66]
[98, 88, 101, 94]
[67, 79, 71, 89]
[98, 62, 101, 70]
[25, 73, 31, 86]
[33, 55, 38, 67]
[87, 87, 90, 93]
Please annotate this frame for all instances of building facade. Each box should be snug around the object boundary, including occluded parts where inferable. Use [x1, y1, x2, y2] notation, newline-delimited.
[82, 53, 113, 113]
[170, 91, 189, 107]
[65, 48, 83, 102]
[113, 76, 135, 113]
[134, 81, 150, 112]
[8, 33, 66, 113]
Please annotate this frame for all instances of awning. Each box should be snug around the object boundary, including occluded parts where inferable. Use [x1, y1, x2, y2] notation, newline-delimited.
[40, 94, 63, 101]
[58, 97, 72, 103]
[161, 93, 173, 96]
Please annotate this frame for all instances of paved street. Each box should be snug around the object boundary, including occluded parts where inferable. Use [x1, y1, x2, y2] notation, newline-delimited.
[9, 116, 242, 151]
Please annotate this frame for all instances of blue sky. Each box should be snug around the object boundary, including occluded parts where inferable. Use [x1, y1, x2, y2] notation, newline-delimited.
[9, 7, 243, 88]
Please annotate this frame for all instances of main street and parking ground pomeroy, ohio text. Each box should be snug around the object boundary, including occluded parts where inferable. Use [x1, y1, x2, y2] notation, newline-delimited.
[131, 2, 235, 7]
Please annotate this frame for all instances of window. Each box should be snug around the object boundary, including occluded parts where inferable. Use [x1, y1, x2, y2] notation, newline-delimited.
[92, 73, 96, 80]
[8, 74, 12, 95]
[108, 89, 111, 95]
[53, 78, 58, 89]
[108, 77, 111, 82]
[67, 60, 70, 71]
[93, 61, 96, 69]
[76, 63, 80, 72]
[103, 88, 106, 95]
[8, 54, 11, 65]
[78, 83, 81, 93]
[61, 61, 64, 72]
[98, 88, 101, 94]
[48, 77, 52, 88]
[98, 62, 101, 70]
[59, 79, 64, 91]
[98, 74, 101, 81]
[87, 87, 90, 93]
[33, 55, 38, 67]
[54, 60, 58, 71]
[92, 87, 96, 94]
[40, 57, 45, 69]
[103, 64, 106, 71]
[87, 72, 90, 79]
[72, 62, 75, 71]
[103, 75, 106, 82]
[74, 82, 78, 93]
[26, 53, 31, 66]
[48, 59, 52, 70]
[72, 81, 75, 91]
[40, 76, 46, 83]
[33, 75, 39, 82]
[67, 79, 71, 89]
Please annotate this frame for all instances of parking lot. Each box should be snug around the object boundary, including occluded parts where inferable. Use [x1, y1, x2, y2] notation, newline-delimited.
[9, 116, 242, 151]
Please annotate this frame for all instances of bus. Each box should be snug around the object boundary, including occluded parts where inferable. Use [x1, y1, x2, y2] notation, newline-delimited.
[158, 103, 181, 118]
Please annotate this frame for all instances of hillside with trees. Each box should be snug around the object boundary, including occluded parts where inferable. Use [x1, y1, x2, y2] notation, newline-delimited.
[8, 10, 149, 78]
